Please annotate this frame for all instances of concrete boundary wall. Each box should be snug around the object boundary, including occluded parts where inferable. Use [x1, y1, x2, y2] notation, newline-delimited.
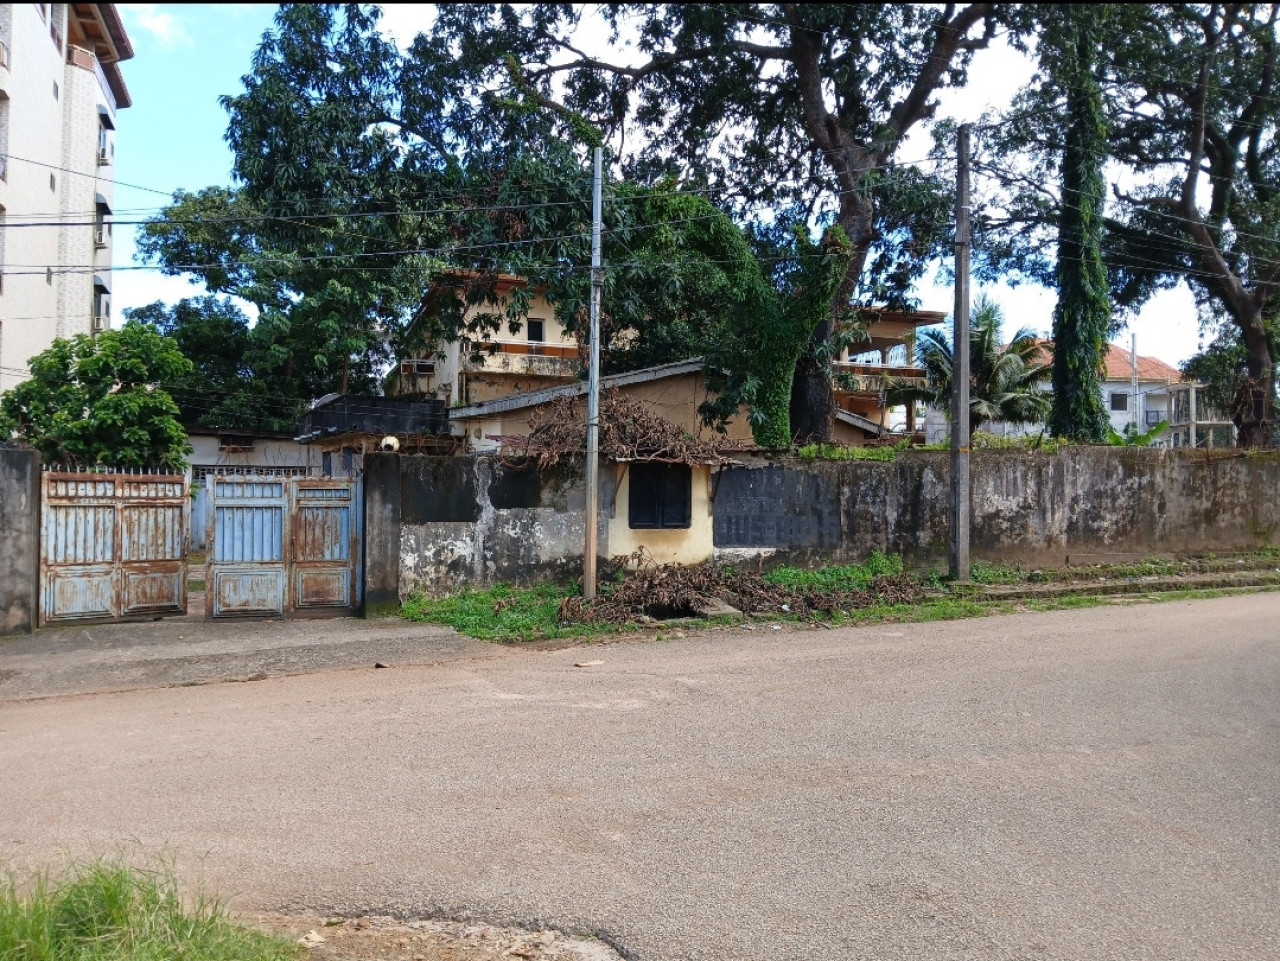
[712, 449, 1280, 568]
[0, 449, 41, 635]
[370, 449, 1280, 601]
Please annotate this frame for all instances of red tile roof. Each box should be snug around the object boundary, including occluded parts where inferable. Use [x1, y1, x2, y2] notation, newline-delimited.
[1101, 343, 1183, 382]
[1017, 339, 1182, 383]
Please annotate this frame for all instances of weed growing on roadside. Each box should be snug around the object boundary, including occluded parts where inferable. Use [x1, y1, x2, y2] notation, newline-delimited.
[0, 860, 298, 961]
[764, 551, 903, 591]
[401, 582, 601, 642]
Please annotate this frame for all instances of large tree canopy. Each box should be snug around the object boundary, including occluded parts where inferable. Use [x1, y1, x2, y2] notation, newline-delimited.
[416, 3, 1020, 439]
[138, 4, 866, 445]
[986, 3, 1280, 447]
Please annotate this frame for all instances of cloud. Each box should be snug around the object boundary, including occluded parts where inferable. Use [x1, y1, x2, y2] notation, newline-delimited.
[119, 4, 192, 49]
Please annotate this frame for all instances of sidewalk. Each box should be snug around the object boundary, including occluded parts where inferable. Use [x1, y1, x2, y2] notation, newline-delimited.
[0, 598, 491, 701]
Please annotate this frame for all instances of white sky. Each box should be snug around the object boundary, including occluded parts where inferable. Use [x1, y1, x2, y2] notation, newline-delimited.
[114, 4, 1205, 367]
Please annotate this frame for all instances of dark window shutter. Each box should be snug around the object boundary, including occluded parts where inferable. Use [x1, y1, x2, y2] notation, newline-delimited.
[628, 463, 692, 529]
[628, 463, 662, 528]
[663, 465, 692, 528]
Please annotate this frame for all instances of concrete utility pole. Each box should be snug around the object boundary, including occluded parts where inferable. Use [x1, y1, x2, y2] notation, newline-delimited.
[583, 146, 604, 599]
[950, 124, 971, 582]
[1131, 332, 1140, 435]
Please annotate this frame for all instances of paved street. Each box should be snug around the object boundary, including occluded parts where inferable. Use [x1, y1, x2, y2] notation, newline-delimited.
[1, 596, 1278, 960]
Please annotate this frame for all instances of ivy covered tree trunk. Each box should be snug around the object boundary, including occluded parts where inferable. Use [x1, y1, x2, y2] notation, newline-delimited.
[1048, 6, 1111, 443]
[1238, 313, 1277, 447]
[789, 194, 876, 443]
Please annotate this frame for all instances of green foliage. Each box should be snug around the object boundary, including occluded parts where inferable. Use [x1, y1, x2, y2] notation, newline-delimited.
[970, 431, 1070, 453]
[886, 297, 1052, 437]
[969, 560, 1030, 585]
[1045, 6, 1112, 443]
[763, 552, 904, 591]
[1106, 420, 1168, 447]
[796, 443, 899, 462]
[401, 583, 596, 642]
[0, 860, 299, 961]
[124, 298, 308, 432]
[702, 226, 855, 447]
[0, 323, 192, 470]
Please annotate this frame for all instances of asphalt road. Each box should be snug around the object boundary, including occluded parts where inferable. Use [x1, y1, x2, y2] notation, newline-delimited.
[1, 596, 1278, 961]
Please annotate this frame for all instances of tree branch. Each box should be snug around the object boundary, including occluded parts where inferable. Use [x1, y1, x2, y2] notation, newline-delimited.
[882, 3, 996, 155]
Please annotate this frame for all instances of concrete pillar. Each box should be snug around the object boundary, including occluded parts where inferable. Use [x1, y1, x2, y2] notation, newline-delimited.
[362, 451, 402, 616]
[0, 449, 40, 634]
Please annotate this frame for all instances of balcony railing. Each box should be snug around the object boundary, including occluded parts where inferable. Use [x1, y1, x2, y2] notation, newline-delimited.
[460, 339, 579, 375]
[832, 361, 927, 395]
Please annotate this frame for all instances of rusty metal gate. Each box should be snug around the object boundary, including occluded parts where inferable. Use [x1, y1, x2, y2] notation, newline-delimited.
[40, 468, 188, 625]
[205, 474, 362, 618]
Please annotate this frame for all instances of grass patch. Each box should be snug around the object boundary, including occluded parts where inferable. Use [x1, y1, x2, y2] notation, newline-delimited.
[763, 551, 903, 591]
[0, 860, 298, 961]
[401, 582, 601, 642]
[830, 597, 997, 625]
[969, 560, 1030, 585]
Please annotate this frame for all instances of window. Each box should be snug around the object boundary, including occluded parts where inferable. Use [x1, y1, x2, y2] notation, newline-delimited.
[527, 318, 545, 343]
[53, 80, 59, 100]
[628, 462, 692, 530]
[94, 195, 110, 247]
[49, 173, 56, 191]
[1110, 392, 1129, 412]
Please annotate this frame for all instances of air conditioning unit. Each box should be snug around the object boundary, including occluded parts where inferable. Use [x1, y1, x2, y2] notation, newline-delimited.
[93, 228, 107, 248]
[96, 147, 109, 166]
[92, 315, 109, 332]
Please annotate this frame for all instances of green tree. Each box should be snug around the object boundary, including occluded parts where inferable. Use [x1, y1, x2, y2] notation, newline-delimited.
[987, 4, 1280, 448]
[0, 322, 192, 470]
[409, 3, 1019, 440]
[141, 5, 852, 443]
[1044, 5, 1112, 442]
[1182, 315, 1280, 439]
[887, 297, 1052, 438]
[1103, 4, 1280, 447]
[123, 297, 311, 433]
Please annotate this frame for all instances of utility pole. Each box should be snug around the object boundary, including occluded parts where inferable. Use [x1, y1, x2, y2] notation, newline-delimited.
[1130, 332, 1140, 435]
[583, 146, 604, 599]
[950, 124, 971, 583]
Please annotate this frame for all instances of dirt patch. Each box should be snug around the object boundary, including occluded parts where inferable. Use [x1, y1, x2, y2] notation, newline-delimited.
[254, 914, 623, 961]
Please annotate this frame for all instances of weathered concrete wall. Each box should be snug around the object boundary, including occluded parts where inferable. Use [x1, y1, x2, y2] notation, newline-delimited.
[0, 449, 41, 635]
[712, 449, 1280, 568]
[398, 455, 603, 597]
[363, 452, 402, 616]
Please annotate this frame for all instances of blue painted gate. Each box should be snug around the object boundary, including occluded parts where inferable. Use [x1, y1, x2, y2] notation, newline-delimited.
[40, 468, 188, 625]
[206, 474, 362, 618]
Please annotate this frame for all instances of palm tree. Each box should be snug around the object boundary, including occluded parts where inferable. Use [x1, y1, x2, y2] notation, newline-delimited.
[887, 296, 1052, 438]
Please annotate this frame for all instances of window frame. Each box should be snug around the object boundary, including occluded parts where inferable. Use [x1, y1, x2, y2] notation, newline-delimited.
[1110, 391, 1129, 413]
[526, 318, 545, 343]
[627, 462, 693, 531]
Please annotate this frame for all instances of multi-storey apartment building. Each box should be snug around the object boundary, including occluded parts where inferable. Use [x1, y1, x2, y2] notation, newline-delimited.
[0, 3, 132, 392]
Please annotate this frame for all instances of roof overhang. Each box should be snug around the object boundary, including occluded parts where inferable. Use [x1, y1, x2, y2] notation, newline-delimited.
[450, 358, 707, 420]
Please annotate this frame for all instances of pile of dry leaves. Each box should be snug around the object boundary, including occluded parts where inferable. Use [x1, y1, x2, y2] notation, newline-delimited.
[497, 387, 748, 469]
[558, 558, 923, 625]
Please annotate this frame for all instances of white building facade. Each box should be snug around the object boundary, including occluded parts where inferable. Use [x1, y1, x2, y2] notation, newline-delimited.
[0, 2, 131, 392]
